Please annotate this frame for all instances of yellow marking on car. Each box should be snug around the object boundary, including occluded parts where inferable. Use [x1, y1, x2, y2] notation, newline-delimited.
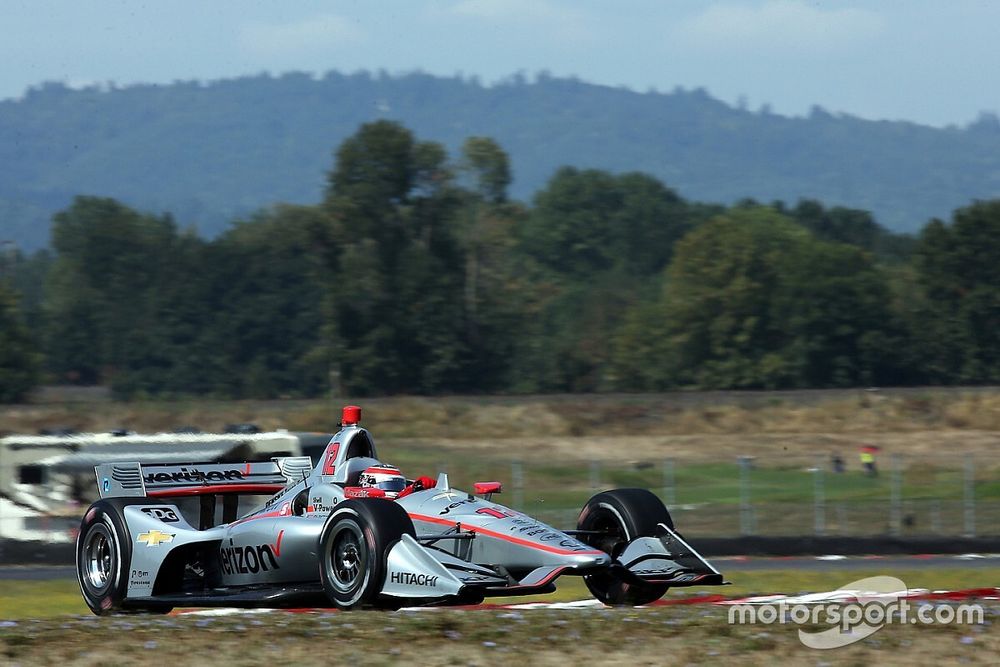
[137, 530, 174, 547]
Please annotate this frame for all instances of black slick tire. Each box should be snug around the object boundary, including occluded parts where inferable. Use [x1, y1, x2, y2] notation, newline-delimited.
[577, 488, 673, 606]
[318, 499, 415, 610]
[76, 498, 173, 615]
[77, 500, 129, 615]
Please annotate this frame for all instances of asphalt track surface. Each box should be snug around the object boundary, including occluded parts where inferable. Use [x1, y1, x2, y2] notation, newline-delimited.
[3, 555, 999, 581]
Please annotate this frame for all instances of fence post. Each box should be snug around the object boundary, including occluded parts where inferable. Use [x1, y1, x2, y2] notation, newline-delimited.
[662, 458, 676, 508]
[589, 460, 601, 494]
[511, 460, 524, 511]
[814, 457, 825, 536]
[739, 456, 753, 536]
[889, 453, 902, 537]
[964, 454, 976, 538]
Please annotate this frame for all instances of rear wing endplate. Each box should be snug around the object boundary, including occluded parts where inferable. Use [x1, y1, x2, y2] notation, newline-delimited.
[94, 459, 306, 499]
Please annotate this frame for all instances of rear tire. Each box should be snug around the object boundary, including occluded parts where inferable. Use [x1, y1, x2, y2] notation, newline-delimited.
[76, 499, 173, 615]
[318, 499, 415, 610]
[76, 498, 172, 616]
[577, 488, 672, 606]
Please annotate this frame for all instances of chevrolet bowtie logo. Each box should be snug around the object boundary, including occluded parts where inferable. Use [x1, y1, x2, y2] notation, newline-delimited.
[137, 530, 174, 547]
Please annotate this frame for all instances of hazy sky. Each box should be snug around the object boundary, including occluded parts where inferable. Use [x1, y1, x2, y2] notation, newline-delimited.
[2, 1, 997, 127]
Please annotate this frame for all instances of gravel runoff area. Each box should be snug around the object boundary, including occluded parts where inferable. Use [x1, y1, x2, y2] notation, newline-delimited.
[1, 603, 998, 666]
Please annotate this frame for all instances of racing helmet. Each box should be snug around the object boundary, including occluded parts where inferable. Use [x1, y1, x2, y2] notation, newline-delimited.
[358, 465, 407, 498]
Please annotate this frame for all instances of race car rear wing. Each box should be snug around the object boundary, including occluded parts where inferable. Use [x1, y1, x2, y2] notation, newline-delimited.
[94, 458, 311, 499]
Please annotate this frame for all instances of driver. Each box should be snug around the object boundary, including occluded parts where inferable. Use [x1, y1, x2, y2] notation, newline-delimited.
[357, 465, 435, 499]
[398, 474, 436, 498]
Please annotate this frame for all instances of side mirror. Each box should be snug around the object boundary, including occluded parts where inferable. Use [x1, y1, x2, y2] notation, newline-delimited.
[473, 481, 502, 501]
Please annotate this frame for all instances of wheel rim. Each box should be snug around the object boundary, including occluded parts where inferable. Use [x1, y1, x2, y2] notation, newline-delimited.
[582, 506, 628, 558]
[327, 522, 367, 594]
[83, 524, 115, 593]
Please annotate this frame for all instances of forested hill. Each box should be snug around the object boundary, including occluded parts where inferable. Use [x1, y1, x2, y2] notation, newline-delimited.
[3, 70, 1000, 250]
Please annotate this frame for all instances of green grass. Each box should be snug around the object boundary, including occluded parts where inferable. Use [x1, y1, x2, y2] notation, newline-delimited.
[376, 447, 1000, 536]
[383, 446, 998, 507]
[1, 593, 997, 666]
[5, 568, 997, 620]
[575, 463, 980, 505]
[0, 581, 88, 618]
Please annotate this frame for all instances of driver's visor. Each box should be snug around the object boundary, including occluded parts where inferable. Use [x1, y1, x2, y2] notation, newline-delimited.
[377, 478, 407, 492]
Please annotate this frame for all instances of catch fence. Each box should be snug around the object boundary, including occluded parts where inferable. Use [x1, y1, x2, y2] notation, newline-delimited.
[430, 452, 998, 538]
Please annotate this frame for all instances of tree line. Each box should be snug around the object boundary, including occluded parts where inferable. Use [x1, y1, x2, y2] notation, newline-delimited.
[7, 72, 1000, 253]
[1, 120, 998, 401]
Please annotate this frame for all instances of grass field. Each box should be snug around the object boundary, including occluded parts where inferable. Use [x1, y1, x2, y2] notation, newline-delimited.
[5, 389, 1000, 537]
[3, 568, 998, 619]
[379, 437, 1000, 536]
[1, 592, 997, 666]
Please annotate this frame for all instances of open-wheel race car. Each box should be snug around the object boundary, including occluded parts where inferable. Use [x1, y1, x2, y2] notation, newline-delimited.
[76, 406, 725, 613]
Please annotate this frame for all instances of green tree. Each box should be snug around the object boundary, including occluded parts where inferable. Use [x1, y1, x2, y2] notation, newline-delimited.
[1, 247, 51, 334]
[522, 168, 689, 277]
[196, 205, 331, 398]
[0, 283, 39, 402]
[460, 136, 511, 204]
[323, 121, 474, 394]
[614, 207, 900, 389]
[771, 239, 902, 387]
[109, 226, 219, 398]
[789, 199, 915, 262]
[45, 197, 178, 386]
[511, 168, 692, 391]
[454, 138, 522, 366]
[42, 197, 229, 397]
[913, 200, 1000, 382]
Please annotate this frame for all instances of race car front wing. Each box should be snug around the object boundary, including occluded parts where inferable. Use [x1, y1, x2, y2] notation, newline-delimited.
[612, 523, 726, 587]
[382, 521, 726, 602]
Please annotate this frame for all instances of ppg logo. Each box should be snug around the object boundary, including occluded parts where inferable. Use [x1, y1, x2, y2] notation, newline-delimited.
[141, 507, 179, 522]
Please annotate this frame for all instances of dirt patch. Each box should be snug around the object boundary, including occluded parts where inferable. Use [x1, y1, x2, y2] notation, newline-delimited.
[0, 606, 996, 666]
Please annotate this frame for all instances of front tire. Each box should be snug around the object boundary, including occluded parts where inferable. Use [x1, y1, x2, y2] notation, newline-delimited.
[577, 488, 673, 606]
[318, 499, 415, 610]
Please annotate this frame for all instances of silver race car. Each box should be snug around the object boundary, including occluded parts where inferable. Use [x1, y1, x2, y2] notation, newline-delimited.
[76, 406, 725, 613]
